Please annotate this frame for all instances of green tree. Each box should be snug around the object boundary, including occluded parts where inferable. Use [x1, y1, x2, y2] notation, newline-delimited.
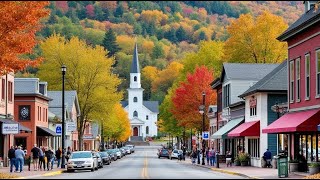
[176, 26, 187, 42]
[114, 4, 124, 17]
[151, 43, 165, 59]
[102, 29, 121, 57]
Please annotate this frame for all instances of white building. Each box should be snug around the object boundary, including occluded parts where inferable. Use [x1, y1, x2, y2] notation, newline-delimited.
[121, 44, 159, 141]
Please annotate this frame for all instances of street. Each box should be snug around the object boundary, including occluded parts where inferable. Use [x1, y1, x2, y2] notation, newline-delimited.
[28, 146, 245, 179]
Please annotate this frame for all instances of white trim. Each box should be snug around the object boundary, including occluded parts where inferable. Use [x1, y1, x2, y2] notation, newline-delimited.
[305, 53, 310, 100]
[287, 25, 320, 49]
[316, 50, 320, 96]
[289, 104, 320, 112]
[296, 58, 301, 101]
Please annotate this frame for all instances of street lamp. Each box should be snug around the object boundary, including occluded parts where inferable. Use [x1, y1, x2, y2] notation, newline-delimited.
[61, 64, 66, 169]
[199, 92, 206, 165]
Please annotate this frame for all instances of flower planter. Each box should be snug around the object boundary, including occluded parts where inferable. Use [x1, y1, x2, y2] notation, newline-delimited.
[289, 163, 299, 172]
[309, 166, 320, 175]
[241, 161, 248, 166]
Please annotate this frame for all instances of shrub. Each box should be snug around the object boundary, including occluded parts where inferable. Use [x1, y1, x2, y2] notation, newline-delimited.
[309, 162, 320, 168]
[238, 152, 250, 162]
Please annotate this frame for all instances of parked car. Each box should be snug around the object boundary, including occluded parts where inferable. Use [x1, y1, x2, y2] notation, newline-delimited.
[113, 149, 123, 159]
[158, 149, 170, 159]
[122, 146, 131, 154]
[170, 149, 180, 160]
[67, 151, 98, 172]
[119, 147, 126, 156]
[106, 149, 117, 161]
[125, 145, 135, 153]
[94, 151, 103, 168]
[99, 151, 111, 165]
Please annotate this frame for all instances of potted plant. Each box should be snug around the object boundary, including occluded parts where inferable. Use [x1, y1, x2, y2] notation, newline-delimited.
[308, 162, 320, 175]
[238, 152, 250, 166]
[289, 159, 299, 172]
[234, 156, 241, 166]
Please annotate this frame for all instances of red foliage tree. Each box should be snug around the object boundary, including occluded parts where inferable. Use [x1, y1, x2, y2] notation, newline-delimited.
[86, 4, 95, 18]
[171, 66, 217, 129]
[55, 1, 68, 14]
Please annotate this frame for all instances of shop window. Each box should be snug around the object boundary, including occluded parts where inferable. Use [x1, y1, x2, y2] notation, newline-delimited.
[146, 126, 149, 135]
[305, 54, 310, 99]
[290, 61, 294, 102]
[248, 138, 260, 158]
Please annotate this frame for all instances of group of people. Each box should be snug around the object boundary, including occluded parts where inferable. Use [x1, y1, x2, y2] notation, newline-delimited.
[190, 147, 234, 167]
[8, 144, 74, 173]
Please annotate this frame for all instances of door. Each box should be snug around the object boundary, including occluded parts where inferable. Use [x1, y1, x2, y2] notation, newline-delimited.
[133, 127, 138, 136]
[15, 137, 27, 150]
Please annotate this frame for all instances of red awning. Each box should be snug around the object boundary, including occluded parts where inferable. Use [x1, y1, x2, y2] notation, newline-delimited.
[262, 108, 320, 134]
[228, 121, 260, 137]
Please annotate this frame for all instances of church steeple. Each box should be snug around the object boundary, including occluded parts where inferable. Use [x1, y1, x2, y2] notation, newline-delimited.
[130, 43, 140, 73]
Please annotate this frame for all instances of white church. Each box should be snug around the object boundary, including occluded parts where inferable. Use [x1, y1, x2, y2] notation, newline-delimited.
[121, 43, 159, 141]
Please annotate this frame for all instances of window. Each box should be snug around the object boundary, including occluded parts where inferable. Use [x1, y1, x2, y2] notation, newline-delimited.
[249, 97, 257, 117]
[133, 111, 138, 117]
[134, 76, 137, 82]
[290, 61, 294, 102]
[296, 58, 300, 101]
[248, 138, 260, 158]
[250, 107, 257, 116]
[1, 79, 4, 100]
[146, 115, 148, 120]
[317, 50, 320, 95]
[223, 84, 230, 108]
[306, 54, 310, 99]
[40, 107, 41, 122]
[133, 97, 137, 102]
[146, 126, 149, 135]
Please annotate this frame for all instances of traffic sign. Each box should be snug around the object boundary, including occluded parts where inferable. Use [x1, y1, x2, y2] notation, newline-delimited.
[55, 124, 62, 136]
[202, 131, 209, 140]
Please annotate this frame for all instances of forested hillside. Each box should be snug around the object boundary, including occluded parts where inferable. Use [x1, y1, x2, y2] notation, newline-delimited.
[19, 1, 304, 104]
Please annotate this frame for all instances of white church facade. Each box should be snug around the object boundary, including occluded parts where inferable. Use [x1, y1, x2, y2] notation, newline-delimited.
[121, 44, 159, 141]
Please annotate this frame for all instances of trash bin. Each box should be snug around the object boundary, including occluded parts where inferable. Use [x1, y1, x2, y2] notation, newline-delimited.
[277, 155, 288, 178]
[273, 155, 278, 169]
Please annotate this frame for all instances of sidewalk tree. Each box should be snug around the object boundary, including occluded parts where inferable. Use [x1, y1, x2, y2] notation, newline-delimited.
[0, 1, 49, 75]
[171, 66, 216, 130]
[224, 11, 288, 63]
[38, 34, 122, 150]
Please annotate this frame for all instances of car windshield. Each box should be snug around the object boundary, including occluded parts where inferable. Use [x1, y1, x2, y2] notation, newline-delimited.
[162, 150, 168, 153]
[71, 152, 92, 159]
[99, 152, 105, 157]
[173, 150, 178, 153]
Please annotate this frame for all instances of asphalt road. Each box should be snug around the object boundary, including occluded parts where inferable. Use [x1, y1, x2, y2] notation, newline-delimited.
[29, 146, 245, 179]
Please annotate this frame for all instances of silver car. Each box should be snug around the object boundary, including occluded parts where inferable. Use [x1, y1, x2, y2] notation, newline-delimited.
[67, 151, 99, 172]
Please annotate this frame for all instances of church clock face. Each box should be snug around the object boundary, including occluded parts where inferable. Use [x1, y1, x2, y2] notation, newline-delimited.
[19, 105, 30, 120]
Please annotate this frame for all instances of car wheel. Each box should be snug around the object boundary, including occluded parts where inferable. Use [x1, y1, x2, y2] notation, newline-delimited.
[171, 157, 172, 160]
[158, 156, 160, 159]
[91, 168, 94, 172]
[101, 163, 104, 168]
[67, 169, 74, 173]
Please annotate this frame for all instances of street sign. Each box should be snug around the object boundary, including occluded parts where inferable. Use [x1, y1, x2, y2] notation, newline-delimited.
[55, 124, 62, 136]
[66, 122, 77, 132]
[2, 123, 19, 134]
[202, 131, 209, 140]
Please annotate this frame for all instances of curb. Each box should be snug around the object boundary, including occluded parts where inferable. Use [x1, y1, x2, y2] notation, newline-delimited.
[12, 170, 64, 179]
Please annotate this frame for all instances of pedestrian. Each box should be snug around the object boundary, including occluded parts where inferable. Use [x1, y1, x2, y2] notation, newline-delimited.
[191, 148, 197, 165]
[226, 150, 232, 167]
[30, 144, 40, 171]
[15, 146, 25, 172]
[263, 149, 272, 168]
[66, 146, 72, 163]
[205, 147, 210, 165]
[8, 146, 17, 173]
[55, 147, 61, 168]
[38, 146, 44, 171]
[209, 148, 216, 166]
[45, 147, 54, 171]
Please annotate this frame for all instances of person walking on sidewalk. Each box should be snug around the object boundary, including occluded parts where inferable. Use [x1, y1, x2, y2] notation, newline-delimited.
[8, 146, 17, 173]
[55, 147, 62, 168]
[209, 148, 216, 166]
[191, 148, 197, 165]
[38, 146, 44, 171]
[226, 150, 232, 167]
[15, 146, 25, 172]
[45, 147, 54, 171]
[30, 144, 40, 171]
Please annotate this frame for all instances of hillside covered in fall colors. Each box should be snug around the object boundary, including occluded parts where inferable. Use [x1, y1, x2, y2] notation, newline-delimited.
[19, 1, 304, 105]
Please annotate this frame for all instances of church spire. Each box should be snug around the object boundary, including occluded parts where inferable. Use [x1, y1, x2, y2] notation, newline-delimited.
[130, 43, 140, 73]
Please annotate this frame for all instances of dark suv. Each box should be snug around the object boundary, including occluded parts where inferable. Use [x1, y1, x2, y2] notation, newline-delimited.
[158, 149, 169, 159]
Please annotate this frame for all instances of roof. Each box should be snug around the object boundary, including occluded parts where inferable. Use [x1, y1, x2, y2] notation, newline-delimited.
[121, 101, 159, 113]
[221, 63, 279, 81]
[211, 77, 221, 89]
[239, 60, 288, 98]
[130, 43, 140, 73]
[277, 4, 320, 41]
[47, 91, 80, 119]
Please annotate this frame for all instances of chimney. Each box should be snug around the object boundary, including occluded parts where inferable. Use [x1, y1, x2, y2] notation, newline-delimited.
[39, 82, 48, 96]
[304, 1, 318, 13]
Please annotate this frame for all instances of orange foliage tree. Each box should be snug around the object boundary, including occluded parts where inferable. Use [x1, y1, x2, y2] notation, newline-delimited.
[0, 1, 49, 75]
[171, 66, 216, 130]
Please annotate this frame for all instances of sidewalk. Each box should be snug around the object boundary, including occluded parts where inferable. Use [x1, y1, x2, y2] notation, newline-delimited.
[0, 166, 65, 179]
[179, 159, 308, 179]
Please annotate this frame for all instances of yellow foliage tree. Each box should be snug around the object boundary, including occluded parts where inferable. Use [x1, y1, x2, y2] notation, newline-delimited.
[224, 11, 288, 63]
[38, 34, 122, 150]
[142, 40, 155, 54]
[140, 10, 168, 26]
[116, 35, 135, 54]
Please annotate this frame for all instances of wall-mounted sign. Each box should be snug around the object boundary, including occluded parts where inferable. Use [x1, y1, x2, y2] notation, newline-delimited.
[83, 135, 94, 140]
[66, 122, 77, 132]
[55, 124, 62, 136]
[19, 105, 31, 120]
[202, 131, 209, 140]
[2, 123, 19, 134]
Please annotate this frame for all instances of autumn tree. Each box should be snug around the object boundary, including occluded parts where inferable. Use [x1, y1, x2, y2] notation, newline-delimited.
[224, 11, 288, 63]
[171, 66, 216, 130]
[0, 1, 49, 75]
[102, 29, 121, 58]
[38, 34, 122, 150]
[141, 66, 158, 100]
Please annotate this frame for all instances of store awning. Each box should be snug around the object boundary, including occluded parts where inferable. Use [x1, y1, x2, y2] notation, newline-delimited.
[262, 108, 320, 134]
[0, 119, 32, 132]
[37, 126, 56, 136]
[211, 117, 244, 139]
[228, 120, 260, 137]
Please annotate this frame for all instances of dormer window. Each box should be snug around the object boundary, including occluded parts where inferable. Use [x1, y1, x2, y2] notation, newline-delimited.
[134, 97, 137, 102]
[134, 76, 137, 82]
[133, 111, 138, 117]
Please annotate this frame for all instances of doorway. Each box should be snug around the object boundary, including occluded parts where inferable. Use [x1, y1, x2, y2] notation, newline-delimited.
[15, 137, 27, 150]
[133, 127, 138, 136]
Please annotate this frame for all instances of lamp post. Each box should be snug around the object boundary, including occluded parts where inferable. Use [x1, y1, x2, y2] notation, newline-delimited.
[61, 64, 66, 169]
[199, 92, 206, 165]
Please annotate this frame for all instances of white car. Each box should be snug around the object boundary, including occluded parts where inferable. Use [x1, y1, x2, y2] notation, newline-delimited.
[125, 145, 135, 153]
[67, 151, 99, 172]
[170, 149, 180, 160]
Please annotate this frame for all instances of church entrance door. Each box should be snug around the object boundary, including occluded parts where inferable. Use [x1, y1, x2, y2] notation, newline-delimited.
[133, 127, 138, 136]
